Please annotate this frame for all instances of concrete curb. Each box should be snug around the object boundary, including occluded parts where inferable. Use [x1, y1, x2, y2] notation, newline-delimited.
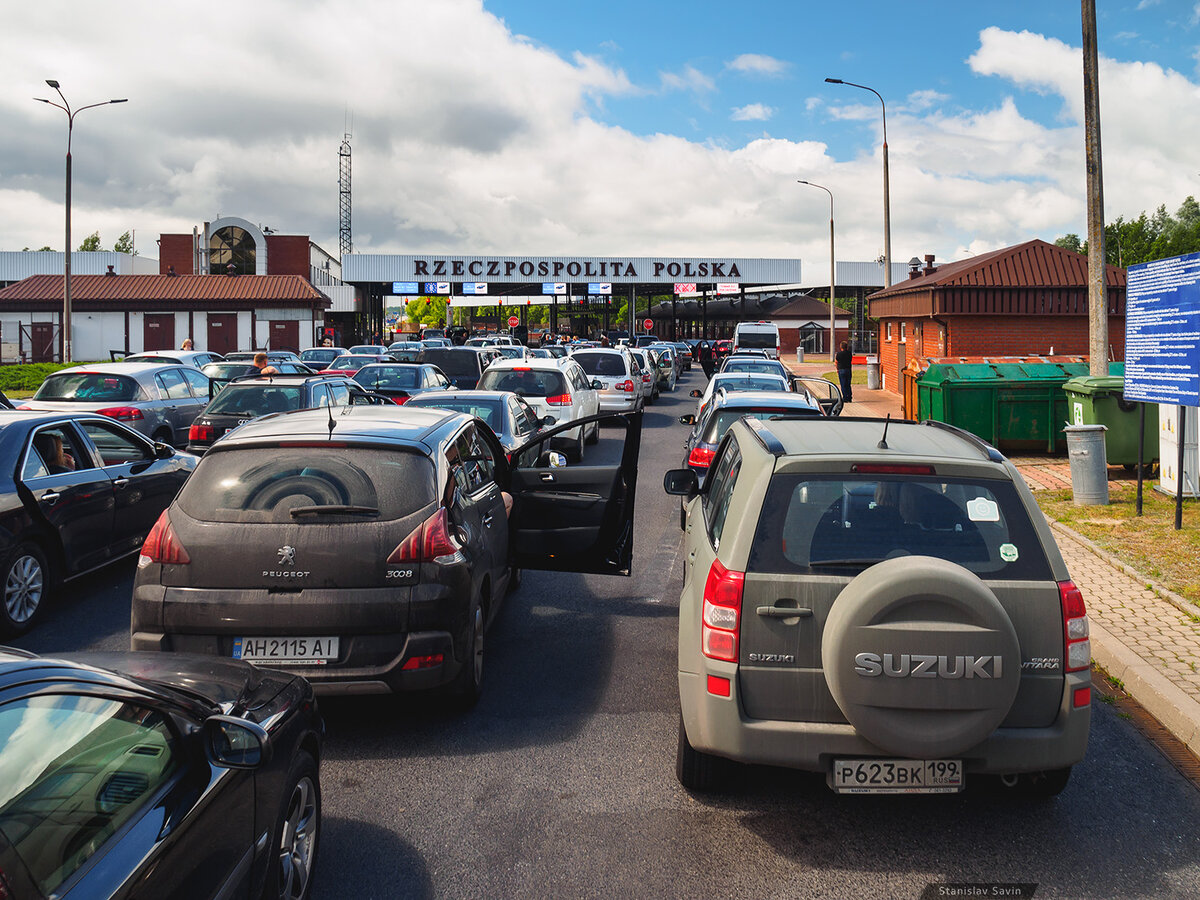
[1090, 617, 1200, 757]
[1049, 520, 1200, 620]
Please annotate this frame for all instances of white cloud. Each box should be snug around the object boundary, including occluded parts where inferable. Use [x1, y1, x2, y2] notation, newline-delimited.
[725, 53, 790, 77]
[731, 103, 774, 122]
[903, 90, 949, 112]
[1136, 0, 1160, 9]
[659, 64, 716, 95]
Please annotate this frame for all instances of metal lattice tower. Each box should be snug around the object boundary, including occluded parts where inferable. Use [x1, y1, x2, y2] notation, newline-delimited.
[338, 133, 352, 257]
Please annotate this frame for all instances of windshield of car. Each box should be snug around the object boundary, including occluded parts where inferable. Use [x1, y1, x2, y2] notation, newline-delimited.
[33, 373, 142, 402]
[353, 366, 421, 390]
[710, 375, 787, 394]
[496, 346, 526, 359]
[388, 342, 422, 351]
[478, 368, 567, 397]
[178, 448, 436, 523]
[736, 330, 777, 348]
[749, 474, 1051, 580]
[407, 397, 504, 431]
[572, 352, 627, 376]
[423, 350, 481, 376]
[202, 364, 253, 380]
[205, 385, 304, 416]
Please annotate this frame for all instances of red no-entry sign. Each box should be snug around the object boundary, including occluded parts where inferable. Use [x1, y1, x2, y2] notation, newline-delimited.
[643, 318, 654, 331]
[508, 315, 519, 327]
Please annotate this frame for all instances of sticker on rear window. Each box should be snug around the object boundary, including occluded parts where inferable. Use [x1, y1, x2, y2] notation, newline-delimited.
[966, 497, 1000, 522]
[999, 543, 1019, 562]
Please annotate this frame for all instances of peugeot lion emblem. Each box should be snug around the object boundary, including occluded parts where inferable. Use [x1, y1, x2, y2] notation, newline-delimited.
[277, 545, 297, 567]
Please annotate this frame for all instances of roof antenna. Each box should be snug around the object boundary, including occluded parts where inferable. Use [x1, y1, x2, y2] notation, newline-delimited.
[327, 400, 337, 440]
[877, 413, 892, 450]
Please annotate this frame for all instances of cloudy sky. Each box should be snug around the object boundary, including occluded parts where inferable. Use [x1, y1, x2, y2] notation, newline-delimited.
[2, 0, 1199, 272]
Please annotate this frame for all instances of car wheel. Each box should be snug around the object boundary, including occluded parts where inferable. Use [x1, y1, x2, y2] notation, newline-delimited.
[152, 427, 173, 446]
[679, 500, 686, 531]
[570, 428, 586, 463]
[449, 600, 485, 708]
[506, 567, 522, 594]
[676, 713, 728, 792]
[586, 421, 600, 444]
[0, 543, 48, 636]
[263, 751, 321, 900]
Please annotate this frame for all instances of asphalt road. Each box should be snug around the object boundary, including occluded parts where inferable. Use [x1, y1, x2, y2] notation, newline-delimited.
[12, 368, 1200, 899]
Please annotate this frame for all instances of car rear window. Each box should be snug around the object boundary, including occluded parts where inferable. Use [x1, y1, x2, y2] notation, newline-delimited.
[177, 447, 436, 524]
[424, 351, 482, 376]
[33, 373, 142, 402]
[301, 349, 339, 363]
[329, 355, 375, 369]
[478, 368, 567, 397]
[354, 367, 420, 390]
[711, 376, 786, 393]
[204, 385, 303, 416]
[748, 474, 1051, 581]
[703, 408, 817, 443]
[572, 352, 626, 376]
[409, 398, 503, 431]
[724, 361, 784, 376]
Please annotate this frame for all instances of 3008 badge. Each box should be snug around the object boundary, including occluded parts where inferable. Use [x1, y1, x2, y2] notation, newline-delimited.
[386, 568, 418, 583]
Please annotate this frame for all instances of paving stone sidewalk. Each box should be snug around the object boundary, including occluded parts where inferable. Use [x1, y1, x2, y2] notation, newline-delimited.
[780, 355, 1200, 756]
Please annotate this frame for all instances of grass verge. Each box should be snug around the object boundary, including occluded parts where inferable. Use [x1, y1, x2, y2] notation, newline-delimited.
[1036, 484, 1200, 608]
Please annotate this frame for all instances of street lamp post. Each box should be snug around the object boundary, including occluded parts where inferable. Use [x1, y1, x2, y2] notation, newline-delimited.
[34, 81, 128, 363]
[825, 77, 891, 288]
[797, 180, 836, 361]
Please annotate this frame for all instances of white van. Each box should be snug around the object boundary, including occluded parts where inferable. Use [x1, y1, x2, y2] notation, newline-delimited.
[732, 321, 781, 359]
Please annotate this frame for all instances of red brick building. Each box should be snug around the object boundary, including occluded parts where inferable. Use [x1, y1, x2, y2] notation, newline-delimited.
[868, 240, 1127, 392]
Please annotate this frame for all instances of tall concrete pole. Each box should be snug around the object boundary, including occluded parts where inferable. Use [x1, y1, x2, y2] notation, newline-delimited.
[1083, 0, 1108, 376]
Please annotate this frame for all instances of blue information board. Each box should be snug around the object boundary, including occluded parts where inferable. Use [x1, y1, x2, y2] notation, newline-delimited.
[392, 282, 419, 294]
[1124, 251, 1200, 407]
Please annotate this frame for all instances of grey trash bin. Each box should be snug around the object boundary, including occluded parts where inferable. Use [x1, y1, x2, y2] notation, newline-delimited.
[866, 355, 880, 391]
[1063, 423, 1109, 506]
[796, 347, 804, 364]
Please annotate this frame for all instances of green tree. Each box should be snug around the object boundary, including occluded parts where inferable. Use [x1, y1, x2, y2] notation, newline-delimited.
[77, 231, 101, 251]
[405, 297, 448, 327]
[113, 231, 135, 254]
[1054, 234, 1083, 254]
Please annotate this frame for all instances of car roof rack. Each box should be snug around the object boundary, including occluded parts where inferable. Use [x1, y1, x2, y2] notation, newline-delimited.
[741, 416, 786, 455]
[920, 419, 1006, 462]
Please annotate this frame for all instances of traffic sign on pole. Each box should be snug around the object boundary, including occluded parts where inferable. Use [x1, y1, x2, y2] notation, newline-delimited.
[508, 315, 519, 327]
[643, 318, 654, 331]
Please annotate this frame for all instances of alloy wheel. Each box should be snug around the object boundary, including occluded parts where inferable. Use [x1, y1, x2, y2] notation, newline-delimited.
[5, 553, 44, 624]
[277, 775, 318, 900]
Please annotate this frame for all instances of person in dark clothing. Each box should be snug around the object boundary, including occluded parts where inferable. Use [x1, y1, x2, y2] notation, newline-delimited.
[835, 340, 854, 403]
[697, 340, 715, 378]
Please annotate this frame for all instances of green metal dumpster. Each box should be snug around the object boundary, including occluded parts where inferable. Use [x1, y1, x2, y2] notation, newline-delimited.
[1062, 375, 1158, 466]
[917, 361, 1098, 453]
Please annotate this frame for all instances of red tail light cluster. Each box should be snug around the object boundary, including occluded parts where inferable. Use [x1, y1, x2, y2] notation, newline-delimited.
[616, 380, 635, 392]
[188, 423, 214, 443]
[98, 406, 145, 422]
[392, 396, 409, 405]
[545, 393, 572, 407]
[139, 510, 190, 566]
[1059, 580, 1090, 673]
[687, 445, 716, 468]
[702, 558, 744, 662]
[388, 507, 465, 565]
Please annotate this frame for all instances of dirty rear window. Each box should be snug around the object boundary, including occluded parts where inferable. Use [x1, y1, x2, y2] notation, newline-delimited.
[748, 474, 1051, 580]
[34, 373, 142, 402]
[178, 447, 436, 523]
[205, 385, 303, 416]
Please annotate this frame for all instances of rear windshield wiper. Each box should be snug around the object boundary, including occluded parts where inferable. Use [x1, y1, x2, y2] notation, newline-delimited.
[289, 505, 380, 518]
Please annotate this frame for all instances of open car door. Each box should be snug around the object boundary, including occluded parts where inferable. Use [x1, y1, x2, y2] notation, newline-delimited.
[793, 375, 843, 416]
[506, 410, 642, 576]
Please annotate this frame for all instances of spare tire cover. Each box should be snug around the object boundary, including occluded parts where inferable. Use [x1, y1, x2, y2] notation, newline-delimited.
[822, 555, 1021, 758]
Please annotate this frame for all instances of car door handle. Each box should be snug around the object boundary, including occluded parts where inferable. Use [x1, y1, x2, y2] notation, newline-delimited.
[41, 492, 61, 503]
[112, 477, 129, 487]
[539, 472, 555, 482]
[756, 605, 813, 619]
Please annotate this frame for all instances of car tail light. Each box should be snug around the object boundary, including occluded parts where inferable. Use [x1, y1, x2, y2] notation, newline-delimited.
[701, 558, 744, 662]
[688, 445, 716, 468]
[15, 404, 31, 411]
[388, 507, 465, 565]
[401, 653, 444, 670]
[707, 675, 731, 697]
[98, 406, 145, 421]
[139, 510, 190, 566]
[617, 380, 634, 392]
[188, 423, 214, 443]
[1073, 686, 1091, 708]
[546, 393, 572, 406]
[392, 396, 409, 405]
[1059, 580, 1090, 672]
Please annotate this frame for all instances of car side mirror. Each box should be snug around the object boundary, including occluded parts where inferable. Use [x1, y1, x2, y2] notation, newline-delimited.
[689, 389, 703, 398]
[663, 468, 699, 497]
[154, 442, 175, 459]
[591, 379, 603, 390]
[204, 715, 271, 769]
[538, 450, 567, 468]
[678, 414, 695, 426]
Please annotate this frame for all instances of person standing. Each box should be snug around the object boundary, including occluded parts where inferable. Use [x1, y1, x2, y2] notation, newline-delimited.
[698, 340, 715, 379]
[835, 340, 854, 404]
[180, 338, 194, 350]
[253, 352, 278, 376]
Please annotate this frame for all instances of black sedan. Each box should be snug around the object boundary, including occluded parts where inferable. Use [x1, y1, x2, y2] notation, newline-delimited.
[404, 389, 548, 452]
[0, 411, 197, 635]
[352, 363, 452, 405]
[0, 646, 322, 899]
